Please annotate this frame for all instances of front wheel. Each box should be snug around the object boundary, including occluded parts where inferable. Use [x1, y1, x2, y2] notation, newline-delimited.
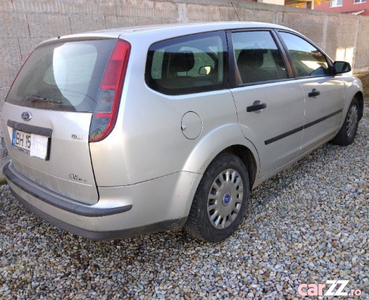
[331, 97, 360, 146]
[184, 153, 250, 243]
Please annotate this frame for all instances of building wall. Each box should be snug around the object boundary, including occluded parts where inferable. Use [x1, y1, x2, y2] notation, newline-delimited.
[1, 0, 369, 177]
[315, 0, 369, 16]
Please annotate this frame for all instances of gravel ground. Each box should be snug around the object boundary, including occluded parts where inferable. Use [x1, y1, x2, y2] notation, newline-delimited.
[1, 109, 369, 300]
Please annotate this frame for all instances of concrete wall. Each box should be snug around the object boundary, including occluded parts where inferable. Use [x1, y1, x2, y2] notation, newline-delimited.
[0, 0, 368, 177]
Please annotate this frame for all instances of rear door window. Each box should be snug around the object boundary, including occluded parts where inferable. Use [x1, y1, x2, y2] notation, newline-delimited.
[145, 32, 227, 95]
[6, 39, 116, 112]
[232, 31, 288, 85]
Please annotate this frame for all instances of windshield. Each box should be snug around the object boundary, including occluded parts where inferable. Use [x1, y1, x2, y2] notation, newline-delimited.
[6, 39, 116, 112]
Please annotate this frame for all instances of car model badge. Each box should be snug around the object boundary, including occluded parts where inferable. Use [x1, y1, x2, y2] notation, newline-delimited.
[21, 112, 32, 121]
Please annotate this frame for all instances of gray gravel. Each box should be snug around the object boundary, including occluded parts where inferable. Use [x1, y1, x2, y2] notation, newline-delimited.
[1, 109, 369, 300]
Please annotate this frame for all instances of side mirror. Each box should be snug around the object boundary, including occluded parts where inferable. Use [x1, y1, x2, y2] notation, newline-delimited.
[333, 61, 351, 74]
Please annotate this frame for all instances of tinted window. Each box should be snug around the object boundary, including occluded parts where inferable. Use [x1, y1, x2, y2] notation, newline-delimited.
[279, 32, 331, 77]
[232, 31, 288, 85]
[146, 32, 227, 95]
[7, 40, 116, 112]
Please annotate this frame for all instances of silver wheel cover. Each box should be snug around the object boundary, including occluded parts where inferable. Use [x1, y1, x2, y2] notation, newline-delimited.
[346, 105, 358, 139]
[207, 169, 244, 229]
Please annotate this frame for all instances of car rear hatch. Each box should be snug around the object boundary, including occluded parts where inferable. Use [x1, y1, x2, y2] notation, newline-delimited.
[2, 37, 130, 205]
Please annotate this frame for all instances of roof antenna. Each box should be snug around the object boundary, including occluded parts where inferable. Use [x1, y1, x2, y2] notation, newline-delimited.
[231, 2, 241, 21]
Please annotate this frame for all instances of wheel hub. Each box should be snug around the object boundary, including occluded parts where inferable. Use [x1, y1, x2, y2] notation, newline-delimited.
[223, 193, 231, 206]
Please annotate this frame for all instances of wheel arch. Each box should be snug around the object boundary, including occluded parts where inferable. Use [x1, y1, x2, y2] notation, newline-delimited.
[345, 76, 364, 121]
[220, 145, 257, 190]
[178, 125, 260, 225]
[181, 124, 260, 189]
[354, 91, 364, 121]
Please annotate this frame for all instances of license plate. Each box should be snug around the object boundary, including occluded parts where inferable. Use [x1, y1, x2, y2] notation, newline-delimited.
[12, 129, 49, 160]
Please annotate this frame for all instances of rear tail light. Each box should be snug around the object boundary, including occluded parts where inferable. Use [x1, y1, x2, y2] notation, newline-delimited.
[89, 39, 131, 142]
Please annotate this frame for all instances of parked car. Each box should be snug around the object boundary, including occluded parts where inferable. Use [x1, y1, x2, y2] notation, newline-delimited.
[2, 22, 363, 242]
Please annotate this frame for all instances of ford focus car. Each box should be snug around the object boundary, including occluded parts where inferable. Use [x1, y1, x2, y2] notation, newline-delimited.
[2, 22, 363, 242]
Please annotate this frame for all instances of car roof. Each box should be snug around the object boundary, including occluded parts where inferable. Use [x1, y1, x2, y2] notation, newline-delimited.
[40, 21, 294, 45]
[91, 21, 289, 35]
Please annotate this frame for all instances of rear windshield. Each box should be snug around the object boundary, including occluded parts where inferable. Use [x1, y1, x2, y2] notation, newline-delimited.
[6, 39, 116, 112]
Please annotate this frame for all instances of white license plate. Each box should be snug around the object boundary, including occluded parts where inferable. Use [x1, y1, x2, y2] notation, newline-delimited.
[11, 129, 49, 160]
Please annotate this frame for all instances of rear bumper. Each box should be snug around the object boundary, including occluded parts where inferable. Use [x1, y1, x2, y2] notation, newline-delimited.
[3, 162, 188, 240]
[4, 162, 132, 217]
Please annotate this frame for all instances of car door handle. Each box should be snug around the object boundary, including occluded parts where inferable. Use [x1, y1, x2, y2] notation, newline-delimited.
[308, 89, 320, 97]
[247, 101, 267, 112]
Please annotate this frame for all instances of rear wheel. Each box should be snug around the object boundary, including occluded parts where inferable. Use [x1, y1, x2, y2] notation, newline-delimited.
[331, 97, 359, 146]
[184, 153, 250, 242]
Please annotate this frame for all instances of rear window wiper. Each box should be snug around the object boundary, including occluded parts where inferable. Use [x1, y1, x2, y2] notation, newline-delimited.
[25, 95, 62, 104]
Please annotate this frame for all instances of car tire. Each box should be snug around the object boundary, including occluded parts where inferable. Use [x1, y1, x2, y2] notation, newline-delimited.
[331, 97, 359, 146]
[184, 153, 250, 243]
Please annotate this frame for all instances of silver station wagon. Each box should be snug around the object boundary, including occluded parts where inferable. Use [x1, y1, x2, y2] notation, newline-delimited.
[2, 22, 363, 242]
